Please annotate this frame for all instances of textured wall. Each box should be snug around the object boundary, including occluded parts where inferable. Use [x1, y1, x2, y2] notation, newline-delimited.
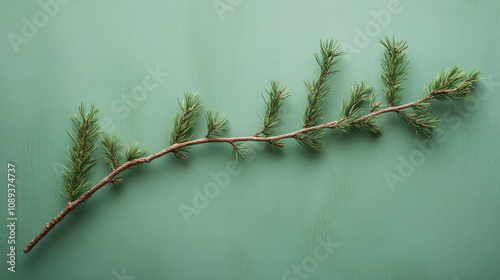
[1, 0, 499, 279]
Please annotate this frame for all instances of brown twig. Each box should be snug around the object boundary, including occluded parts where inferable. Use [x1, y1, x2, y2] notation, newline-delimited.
[24, 94, 436, 253]
[304, 50, 335, 128]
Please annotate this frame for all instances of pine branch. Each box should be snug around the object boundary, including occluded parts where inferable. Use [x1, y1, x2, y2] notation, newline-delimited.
[339, 82, 383, 135]
[340, 81, 372, 119]
[352, 117, 383, 135]
[100, 133, 123, 169]
[61, 103, 101, 201]
[425, 66, 481, 100]
[295, 130, 325, 151]
[231, 142, 249, 160]
[253, 81, 291, 149]
[380, 39, 480, 137]
[99, 132, 124, 185]
[302, 39, 346, 128]
[24, 37, 481, 254]
[369, 92, 381, 112]
[255, 81, 291, 136]
[125, 142, 146, 161]
[397, 110, 440, 136]
[380, 36, 410, 106]
[206, 110, 228, 138]
[329, 118, 351, 135]
[168, 93, 203, 159]
[100, 133, 146, 184]
[297, 39, 346, 150]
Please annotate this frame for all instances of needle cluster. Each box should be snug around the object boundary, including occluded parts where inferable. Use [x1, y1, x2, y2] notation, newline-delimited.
[255, 81, 291, 149]
[378, 37, 480, 136]
[380, 37, 410, 107]
[99, 132, 147, 186]
[205, 110, 228, 138]
[61, 103, 101, 201]
[125, 142, 146, 161]
[168, 93, 203, 159]
[425, 66, 480, 100]
[100, 133, 123, 184]
[339, 82, 383, 135]
[296, 39, 346, 150]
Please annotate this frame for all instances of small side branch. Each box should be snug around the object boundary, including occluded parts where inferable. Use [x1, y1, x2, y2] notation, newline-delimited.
[22, 93, 440, 253]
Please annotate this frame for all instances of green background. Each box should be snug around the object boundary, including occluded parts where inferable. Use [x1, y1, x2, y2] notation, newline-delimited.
[1, 0, 499, 279]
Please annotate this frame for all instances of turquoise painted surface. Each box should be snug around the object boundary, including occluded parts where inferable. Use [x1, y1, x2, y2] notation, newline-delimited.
[1, 0, 499, 279]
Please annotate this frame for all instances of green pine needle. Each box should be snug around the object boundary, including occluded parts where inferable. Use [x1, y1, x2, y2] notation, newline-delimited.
[369, 92, 381, 112]
[329, 118, 350, 135]
[425, 66, 481, 100]
[295, 130, 325, 151]
[297, 39, 345, 151]
[398, 110, 440, 137]
[340, 81, 372, 119]
[268, 140, 286, 151]
[336, 82, 383, 135]
[100, 132, 124, 184]
[231, 142, 249, 161]
[380, 36, 410, 107]
[205, 110, 228, 138]
[395, 66, 480, 137]
[100, 133, 123, 169]
[125, 142, 146, 161]
[352, 118, 383, 135]
[302, 39, 346, 128]
[168, 93, 203, 159]
[258, 81, 291, 137]
[61, 102, 101, 201]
